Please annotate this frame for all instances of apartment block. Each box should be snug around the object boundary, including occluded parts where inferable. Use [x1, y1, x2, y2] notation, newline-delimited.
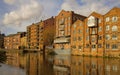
[0, 31, 5, 49]
[27, 17, 55, 50]
[27, 23, 40, 49]
[104, 7, 120, 57]
[71, 7, 120, 57]
[4, 32, 26, 50]
[54, 10, 86, 55]
[71, 20, 85, 55]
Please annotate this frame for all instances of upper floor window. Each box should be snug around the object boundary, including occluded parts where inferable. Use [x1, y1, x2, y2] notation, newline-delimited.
[112, 34, 117, 40]
[74, 24, 76, 28]
[105, 17, 110, 22]
[86, 36, 89, 41]
[106, 25, 110, 31]
[106, 44, 110, 49]
[105, 34, 110, 40]
[78, 29, 82, 34]
[68, 17, 70, 20]
[86, 28, 89, 33]
[98, 26, 102, 32]
[112, 16, 118, 22]
[99, 19, 101, 23]
[112, 25, 118, 31]
[112, 44, 118, 50]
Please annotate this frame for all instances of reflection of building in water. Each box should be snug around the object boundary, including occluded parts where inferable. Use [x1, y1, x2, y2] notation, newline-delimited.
[53, 55, 71, 75]
[6, 52, 20, 67]
[71, 56, 120, 75]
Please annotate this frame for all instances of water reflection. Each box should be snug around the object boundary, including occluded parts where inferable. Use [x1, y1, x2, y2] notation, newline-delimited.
[0, 51, 120, 75]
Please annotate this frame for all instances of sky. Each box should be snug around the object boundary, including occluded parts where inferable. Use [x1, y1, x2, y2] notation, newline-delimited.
[0, 0, 120, 35]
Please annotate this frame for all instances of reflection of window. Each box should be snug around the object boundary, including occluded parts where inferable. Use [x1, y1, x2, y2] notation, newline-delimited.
[106, 34, 110, 40]
[112, 25, 118, 31]
[112, 34, 117, 40]
[106, 44, 110, 49]
[112, 44, 118, 50]
[112, 16, 118, 22]
[106, 25, 110, 31]
[105, 17, 110, 22]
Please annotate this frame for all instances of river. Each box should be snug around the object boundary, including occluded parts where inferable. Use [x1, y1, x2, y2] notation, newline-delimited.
[0, 51, 120, 75]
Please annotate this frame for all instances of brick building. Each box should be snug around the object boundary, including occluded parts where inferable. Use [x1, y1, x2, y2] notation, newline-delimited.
[4, 32, 26, 50]
[0, 31, 5, 49]
[27, 17, 55, 50]
[54, 10, 86, 55]
[71, 7, 120, 57]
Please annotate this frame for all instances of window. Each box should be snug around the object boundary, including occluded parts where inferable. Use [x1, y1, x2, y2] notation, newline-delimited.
[68, 17, 70, 20]
[112, 25, 118, 31]
[78, 37, 82, 41]
[86, 44, 89, 48]
[78, 46, 82, 50]
[112, 16, 118, 22]
[91, 38, 96, 42]
[73, 37, 77, 41]
[74, 24, 76, 28]
[105, 35, 110, 40]
[78, 29, 82, 34]
[86, 28, 89, 33]
[99, 19, 101, 23]
[106, 25, 110, 31]
[92, 45, 96, 48]
[112, 34, 117, 40]
[106, 44, 110, 49]
[105, 17, 110, 22]
[112, 44, 118, 50]
[98, 44, 102, 48]
[98, 35, 102, 40]
[86, 36, 89, 41]
[98, 26, 102, 32]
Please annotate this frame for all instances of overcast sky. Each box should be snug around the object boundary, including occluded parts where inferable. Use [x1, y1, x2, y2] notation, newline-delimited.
[0, 0, 120, 35]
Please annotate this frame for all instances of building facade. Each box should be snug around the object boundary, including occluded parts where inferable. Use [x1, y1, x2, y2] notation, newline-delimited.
[71, 7, 120, 57]
[4, 32, 26, 50]
[0, 31, 5, 49]
[54, 10, 86, 55]
[27, 17, 55, 50]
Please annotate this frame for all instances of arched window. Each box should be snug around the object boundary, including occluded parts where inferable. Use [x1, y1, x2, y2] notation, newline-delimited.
[112, 25, 118, 31]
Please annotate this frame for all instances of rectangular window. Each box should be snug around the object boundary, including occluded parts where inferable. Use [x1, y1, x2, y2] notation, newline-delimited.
[112, 44, 118, 50]
[105, 17, 110, 22]
[98, 44, 102, 48]
[92, 45, 96, 48]
[106, 44, 110, 49]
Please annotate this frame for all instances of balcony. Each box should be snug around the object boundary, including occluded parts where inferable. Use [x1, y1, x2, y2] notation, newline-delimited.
[54, 37, 70, 43]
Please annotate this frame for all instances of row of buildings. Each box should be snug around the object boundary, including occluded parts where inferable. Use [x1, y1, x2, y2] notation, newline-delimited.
[2, 7, 120, 57]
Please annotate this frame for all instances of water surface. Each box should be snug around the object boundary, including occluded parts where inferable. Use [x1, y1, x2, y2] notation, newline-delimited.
[0, 51, 120, 75]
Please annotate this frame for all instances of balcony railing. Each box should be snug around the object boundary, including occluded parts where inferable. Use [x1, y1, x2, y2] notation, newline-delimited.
[54, 37, 70, 43]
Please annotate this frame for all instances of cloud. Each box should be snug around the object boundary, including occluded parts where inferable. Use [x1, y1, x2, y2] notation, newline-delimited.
[61, 0, 120, 16]
[3, 0, 43, 26]
[4, 0, 16, 5]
